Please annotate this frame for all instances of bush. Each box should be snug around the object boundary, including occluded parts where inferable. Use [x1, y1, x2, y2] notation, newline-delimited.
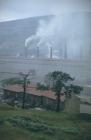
[61, 127, 80, 134]
[3, 116, 56, 135]
[0, 118, 4, 125]
[78, 113, 91, 122]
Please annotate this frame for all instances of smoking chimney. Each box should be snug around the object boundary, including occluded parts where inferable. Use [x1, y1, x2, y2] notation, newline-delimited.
[37, 46, 39, 58]
[50, 47, 53, 59]
[24, 47, 28, 58]
[64, 41, 67, 59]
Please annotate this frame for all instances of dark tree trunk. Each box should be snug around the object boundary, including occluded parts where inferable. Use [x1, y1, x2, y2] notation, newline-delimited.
[56, 92, 60, 112]
[22, 78, 26, 109]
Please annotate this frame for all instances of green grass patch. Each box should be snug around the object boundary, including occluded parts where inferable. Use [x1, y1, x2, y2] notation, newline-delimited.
[0, 104, 91, 140]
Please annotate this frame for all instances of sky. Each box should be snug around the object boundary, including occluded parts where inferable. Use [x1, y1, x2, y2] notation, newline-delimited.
[0, 0, 91, 22]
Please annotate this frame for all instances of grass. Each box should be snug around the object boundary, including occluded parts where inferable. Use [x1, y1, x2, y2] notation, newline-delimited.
[0, 104, 91, 140]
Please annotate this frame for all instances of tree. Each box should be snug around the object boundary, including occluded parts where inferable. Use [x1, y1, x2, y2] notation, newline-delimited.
[44, 72, 52, 88]
[2, 72, 31, 109]
[36, 82, 49, 90]
[45, 71, 83, 112]
[20, 72, 30, 109]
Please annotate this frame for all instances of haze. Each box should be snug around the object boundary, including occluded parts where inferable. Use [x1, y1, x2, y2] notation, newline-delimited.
[0, 0, 91, 22]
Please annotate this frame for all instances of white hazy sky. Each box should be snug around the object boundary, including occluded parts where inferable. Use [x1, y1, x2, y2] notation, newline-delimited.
[0, 0, 91, 22]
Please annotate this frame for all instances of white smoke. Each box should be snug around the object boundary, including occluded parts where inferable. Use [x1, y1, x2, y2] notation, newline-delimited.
[25, 35, 40, 47]
[15, 53, 20, 58]
[25, 15, 67, 58]
[25, 13, 91, 59]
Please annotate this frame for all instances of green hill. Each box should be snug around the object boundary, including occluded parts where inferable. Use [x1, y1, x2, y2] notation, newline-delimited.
[0, 104, 91, 140]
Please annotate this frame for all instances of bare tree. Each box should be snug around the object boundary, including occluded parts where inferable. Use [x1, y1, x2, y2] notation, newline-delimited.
[1, 71, 31, 109]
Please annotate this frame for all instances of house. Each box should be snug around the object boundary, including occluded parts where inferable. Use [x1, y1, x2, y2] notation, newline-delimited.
[3, 84, 81, 113]
[3, 84, 57, 110]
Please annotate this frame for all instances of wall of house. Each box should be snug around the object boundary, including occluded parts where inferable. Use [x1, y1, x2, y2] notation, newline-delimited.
[3, 89, 59, 110]
[80, 104, 91, 114]
[42, 96, 56, 110]
[65, 94, 80, 114]
[26, 94, 41, 107]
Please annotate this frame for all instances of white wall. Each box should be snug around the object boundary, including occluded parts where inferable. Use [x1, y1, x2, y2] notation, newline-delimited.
[80, 104, 91, 114]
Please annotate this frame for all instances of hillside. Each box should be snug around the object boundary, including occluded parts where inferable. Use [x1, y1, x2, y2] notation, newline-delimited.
[0, 104, 91, 140]
[0, 15, 52, 57]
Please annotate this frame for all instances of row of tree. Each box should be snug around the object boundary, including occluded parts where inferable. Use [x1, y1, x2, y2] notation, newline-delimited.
[2, 71, 83, 112]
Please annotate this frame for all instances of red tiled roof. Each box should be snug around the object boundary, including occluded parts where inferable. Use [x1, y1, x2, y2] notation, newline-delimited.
[41, 90, 56, 100]
[4, 85, 23, 92]
[4, 84, 56, 100]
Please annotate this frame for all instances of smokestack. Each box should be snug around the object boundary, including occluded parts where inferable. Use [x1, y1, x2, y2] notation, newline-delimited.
[50, 47, 53, 59]
[64, 41, 67, 59]
[37, 46, 39, 58]
[24, 47, 28, 58]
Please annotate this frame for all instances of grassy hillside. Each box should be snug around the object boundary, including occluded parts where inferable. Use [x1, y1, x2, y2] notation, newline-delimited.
[0, 104, 91, 140]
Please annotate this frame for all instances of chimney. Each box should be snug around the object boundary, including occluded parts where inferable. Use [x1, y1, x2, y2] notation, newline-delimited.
[50, 47, 53, 59]
[37, 46, 39, 58]
[24, 47, 28, 58]
[64, 41, 67, 59]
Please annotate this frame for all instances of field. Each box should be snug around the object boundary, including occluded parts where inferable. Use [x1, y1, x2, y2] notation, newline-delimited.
[0, 104, 91, 140]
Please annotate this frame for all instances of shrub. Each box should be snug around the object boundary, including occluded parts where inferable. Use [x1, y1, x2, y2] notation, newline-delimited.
[78, 113, 91, 122]
[4, 116, 56, 134]
[0, 118, 4, 125]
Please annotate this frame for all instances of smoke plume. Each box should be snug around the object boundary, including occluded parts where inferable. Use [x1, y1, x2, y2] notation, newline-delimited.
[25, 13, 91, 59]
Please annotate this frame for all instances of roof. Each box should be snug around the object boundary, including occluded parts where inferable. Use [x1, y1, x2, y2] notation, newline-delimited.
[3, 84, 56, 100]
